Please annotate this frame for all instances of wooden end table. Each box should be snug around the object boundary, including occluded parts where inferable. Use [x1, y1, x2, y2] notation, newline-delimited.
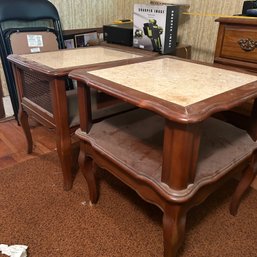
[69, 56, 257, 256]
[7, 45, 155, 190]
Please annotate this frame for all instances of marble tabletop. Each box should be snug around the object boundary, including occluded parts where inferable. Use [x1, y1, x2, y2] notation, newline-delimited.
[19, 46, 142, 69]
[88, 57, 257, 107]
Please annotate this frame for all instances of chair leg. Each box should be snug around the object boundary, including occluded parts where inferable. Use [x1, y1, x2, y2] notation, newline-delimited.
[163, 204, 187, 257]
[18, 108, 33, 154]
[230, 150, 257, 216]
[79, 142, 98, 204]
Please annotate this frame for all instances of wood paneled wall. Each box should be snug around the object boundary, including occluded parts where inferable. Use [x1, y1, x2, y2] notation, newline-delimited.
[50, 0, 245, 62]
[176, 0, 244, 62]
[50, 0, 149, 29]
[0, 0, 246, 97]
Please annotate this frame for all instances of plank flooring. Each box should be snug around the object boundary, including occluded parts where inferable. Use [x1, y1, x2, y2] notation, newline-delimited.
[0, 118, 57, 170]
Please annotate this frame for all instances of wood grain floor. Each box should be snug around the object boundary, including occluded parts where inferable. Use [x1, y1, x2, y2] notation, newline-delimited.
[0, 118, 57, 170]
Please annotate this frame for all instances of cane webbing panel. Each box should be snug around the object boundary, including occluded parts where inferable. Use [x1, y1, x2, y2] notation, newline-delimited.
[23, 70, 52, 114]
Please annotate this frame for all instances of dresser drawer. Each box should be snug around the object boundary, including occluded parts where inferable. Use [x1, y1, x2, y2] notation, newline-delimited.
[214, 18, 257, 117]
[221, 26, 257, 63]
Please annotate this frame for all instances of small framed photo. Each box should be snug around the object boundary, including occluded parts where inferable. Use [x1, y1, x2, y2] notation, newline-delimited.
[75, 32, 98, 47]
[64, 39, 75, 49]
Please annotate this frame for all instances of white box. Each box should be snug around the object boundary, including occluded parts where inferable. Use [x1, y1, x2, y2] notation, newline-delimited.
[133, 4, 179, 54]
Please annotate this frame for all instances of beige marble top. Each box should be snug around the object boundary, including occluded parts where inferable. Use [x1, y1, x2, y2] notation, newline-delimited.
[88, 58, 257, 107]
[20, 47, 142, 69]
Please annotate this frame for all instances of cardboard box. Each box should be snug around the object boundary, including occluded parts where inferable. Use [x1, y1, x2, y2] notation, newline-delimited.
[9, 31, 59, 54]
[133, 4, 179, 54]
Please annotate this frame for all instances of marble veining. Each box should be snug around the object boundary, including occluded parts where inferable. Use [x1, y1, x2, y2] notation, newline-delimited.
[20, 47, 142, 69]
[88, 58, 257, 107]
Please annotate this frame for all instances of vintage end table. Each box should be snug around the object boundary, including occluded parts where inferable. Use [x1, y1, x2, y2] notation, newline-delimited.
[69, 56, 257, 256]
[7, 45, 155, 190]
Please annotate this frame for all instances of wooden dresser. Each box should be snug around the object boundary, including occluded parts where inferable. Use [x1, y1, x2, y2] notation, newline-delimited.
[214, 17, 257, 73]
[214, 17, 257, 116]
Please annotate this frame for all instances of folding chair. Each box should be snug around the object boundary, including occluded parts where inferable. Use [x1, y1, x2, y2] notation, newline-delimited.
[0, 0, 65, 119]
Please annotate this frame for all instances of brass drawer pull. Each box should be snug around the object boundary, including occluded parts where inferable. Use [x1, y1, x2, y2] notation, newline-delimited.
[238, 38, 257, 52]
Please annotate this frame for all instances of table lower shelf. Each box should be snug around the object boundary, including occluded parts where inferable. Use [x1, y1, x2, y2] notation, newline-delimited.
[76, 108, 256, 202]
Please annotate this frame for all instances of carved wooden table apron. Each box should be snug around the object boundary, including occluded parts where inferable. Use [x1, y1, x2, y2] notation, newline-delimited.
[69, 57, 257, 256]
[7, 46, 155, 190]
